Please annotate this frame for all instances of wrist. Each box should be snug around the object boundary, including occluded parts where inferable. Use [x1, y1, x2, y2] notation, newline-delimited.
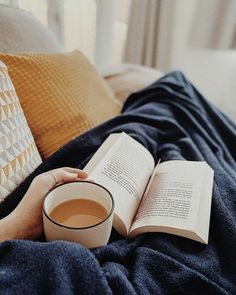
[0, 213, 18, 241]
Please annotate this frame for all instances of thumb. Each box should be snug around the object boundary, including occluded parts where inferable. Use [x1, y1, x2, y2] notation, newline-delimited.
[56, 171, 79, 183]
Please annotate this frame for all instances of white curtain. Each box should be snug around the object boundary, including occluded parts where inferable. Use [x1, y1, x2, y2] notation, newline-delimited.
[189, 0, 236, 49]
[124, 0, 236, 71]
[124, 0, 172, 71]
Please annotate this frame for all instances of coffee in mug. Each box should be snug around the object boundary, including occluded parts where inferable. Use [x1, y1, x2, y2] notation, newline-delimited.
[43, 181, 114, 248]
[49, 199, 108, 228]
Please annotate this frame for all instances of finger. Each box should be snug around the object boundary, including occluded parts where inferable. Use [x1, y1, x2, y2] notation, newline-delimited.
[75, 178, 96, 183]
[53, 171, 79, 184]
[62, 168, 88, 179]
[44, 168, 88, 179]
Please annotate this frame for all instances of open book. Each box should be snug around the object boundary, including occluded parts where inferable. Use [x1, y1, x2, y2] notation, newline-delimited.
[84, 132, 214, 244]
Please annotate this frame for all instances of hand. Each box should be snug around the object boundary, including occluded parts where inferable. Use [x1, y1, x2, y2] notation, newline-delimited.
[0, 168, 88, 241]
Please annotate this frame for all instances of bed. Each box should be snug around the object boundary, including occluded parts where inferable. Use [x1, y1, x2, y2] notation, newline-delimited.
[0, 71, 236, 294]
[0, 3, 236, 295]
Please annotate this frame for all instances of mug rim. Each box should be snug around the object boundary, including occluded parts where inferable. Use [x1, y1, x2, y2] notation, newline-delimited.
[43, 180, 115, 230]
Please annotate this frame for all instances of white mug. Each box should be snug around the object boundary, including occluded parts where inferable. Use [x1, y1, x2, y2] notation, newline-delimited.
[43, 181, 114, 249]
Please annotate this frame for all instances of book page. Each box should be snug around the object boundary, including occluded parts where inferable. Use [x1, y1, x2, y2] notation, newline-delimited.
[84, 132, 155, 236]
[130, 160, 213, 243]
[84, 134, 119, 175]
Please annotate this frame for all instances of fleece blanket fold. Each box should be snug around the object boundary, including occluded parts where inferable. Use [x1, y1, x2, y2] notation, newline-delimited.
[0, 71, 235, 295]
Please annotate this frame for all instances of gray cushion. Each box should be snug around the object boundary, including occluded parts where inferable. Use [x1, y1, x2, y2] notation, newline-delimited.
[0, 4, 63, 53]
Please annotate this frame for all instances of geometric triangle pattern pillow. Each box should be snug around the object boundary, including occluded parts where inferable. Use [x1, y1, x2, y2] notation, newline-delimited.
[0, 61, 42, 203]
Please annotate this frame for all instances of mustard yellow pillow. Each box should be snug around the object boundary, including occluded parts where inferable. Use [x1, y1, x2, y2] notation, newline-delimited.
[0, 61, 42, 202]
[0, 51, 121, 158]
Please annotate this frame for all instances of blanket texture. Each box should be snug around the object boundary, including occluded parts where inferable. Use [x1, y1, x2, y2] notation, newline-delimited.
[0, 71, 235, 295]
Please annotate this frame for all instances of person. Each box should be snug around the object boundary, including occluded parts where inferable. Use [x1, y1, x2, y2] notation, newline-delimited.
[0, 167, 88, 242]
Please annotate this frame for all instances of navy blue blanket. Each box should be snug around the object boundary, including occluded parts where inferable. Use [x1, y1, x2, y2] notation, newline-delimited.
[0, 71, 235, 294]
